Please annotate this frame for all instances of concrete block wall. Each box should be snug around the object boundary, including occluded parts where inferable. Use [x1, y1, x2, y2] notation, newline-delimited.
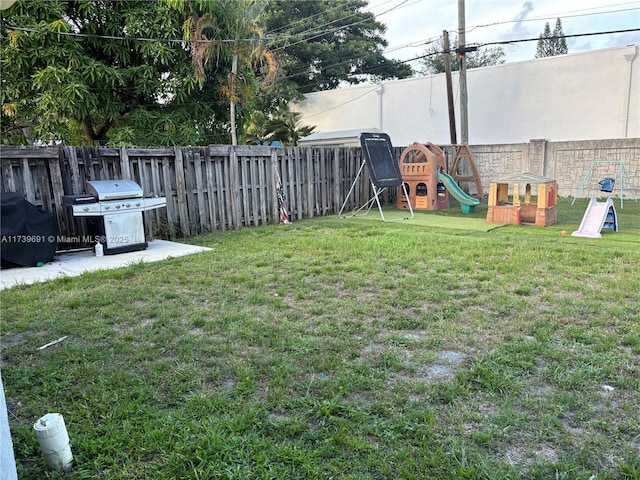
[464, 138, 639, 199]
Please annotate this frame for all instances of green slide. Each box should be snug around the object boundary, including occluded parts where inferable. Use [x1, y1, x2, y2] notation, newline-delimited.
[437, 172, 480, 214]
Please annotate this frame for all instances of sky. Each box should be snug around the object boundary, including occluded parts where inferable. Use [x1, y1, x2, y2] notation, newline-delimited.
[366, 0, 640, 67]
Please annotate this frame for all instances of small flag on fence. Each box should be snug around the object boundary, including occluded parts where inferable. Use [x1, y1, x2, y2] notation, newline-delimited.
[274, 164, 290, 224]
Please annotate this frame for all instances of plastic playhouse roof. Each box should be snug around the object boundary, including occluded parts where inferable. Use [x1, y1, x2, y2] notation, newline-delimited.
[494, 172, 555, 184]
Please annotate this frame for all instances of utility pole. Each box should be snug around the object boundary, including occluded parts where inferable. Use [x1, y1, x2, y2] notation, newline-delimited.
[443, 30, 457, 145]
[458, 0, 468, 144]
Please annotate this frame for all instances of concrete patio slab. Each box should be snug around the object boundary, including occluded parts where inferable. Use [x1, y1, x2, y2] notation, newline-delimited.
[0, 240, 212, 290]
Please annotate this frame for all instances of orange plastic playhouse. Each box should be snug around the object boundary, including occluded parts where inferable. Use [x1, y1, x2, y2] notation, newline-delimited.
[396, 142, 449, 210]
[486, 173, 557, 226]
[396, 143, 484, 213]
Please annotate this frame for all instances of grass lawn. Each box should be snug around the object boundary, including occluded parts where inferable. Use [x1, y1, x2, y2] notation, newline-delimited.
[2, 197, 639, 479]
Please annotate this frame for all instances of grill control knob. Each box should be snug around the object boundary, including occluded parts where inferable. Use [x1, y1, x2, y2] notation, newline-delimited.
[126, 203, 131, 208]
[116, 205, 121, 209]
[83, 207, 89, 212]
[104, 206, 110, 210]
[136, 202, 141, 207]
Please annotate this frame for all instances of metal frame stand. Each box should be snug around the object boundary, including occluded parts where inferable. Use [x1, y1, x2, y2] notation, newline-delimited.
[572, 160, 637, 209]
[338, 161, 414, 222]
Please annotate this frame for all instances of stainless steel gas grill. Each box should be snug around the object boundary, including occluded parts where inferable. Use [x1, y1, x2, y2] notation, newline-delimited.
[62, 180, 166, 255]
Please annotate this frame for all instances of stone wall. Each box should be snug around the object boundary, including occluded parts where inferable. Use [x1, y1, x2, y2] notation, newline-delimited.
[464, 138, 639, 199]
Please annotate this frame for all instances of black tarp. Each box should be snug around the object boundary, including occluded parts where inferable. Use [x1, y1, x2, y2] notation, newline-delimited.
[1, 193, 58, 267]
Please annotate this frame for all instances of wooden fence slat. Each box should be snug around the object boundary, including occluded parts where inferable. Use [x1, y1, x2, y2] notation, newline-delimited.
[214, 155, 227, 231]
[193, 149, 207, 232]
[204, 150, 218, 231]
[183, 148, 198, 234]
[240, 156, 250, 226]
[150, 156, 166, 236]
[293, 147, 303, 220]
[22, 158, 35, 204]
[305, 149, 314, 218]
[120, 147, 131, 179]
[65, 147, 82, 194]
[319, 149, 328, 215]
[48, 157, 68, 238]
[258, 156, 267, 225]
[286, 148, 296, 219]
[249, 157, 260, 226]
[1, 160, 16, 193]
[161, 156, 177, 238]
[36, 162, 52, 211]
[332, 147, 341, 212]
[0, 147, 58, 159]
[174, 146, 191, 237]
[228, 147, 240, 229]
[269, 150, 278, 224]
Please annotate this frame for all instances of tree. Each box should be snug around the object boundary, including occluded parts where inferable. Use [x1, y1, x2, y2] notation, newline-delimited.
[263, 0, 412, 95]
[1, 0, 405, 146]
[242, 105, 315, 146]
[268, 104, 315, 146]
[243, 111, 273, 145]
[535, 18, 568, 58]
[419, 36, 506, 75]
[169, 0, 277, 145]
[0, 0, 221, 146]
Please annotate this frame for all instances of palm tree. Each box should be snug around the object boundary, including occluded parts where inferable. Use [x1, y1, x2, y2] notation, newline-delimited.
[243, 110, 272, 145]
[169, 0, 277, 145]
[269, 104, 315, 146]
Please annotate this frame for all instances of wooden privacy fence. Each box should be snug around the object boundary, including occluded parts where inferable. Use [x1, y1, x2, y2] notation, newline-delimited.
[1, 145, 397, 248]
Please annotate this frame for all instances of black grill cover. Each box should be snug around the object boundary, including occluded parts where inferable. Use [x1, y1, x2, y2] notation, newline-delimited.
[1, 192, 59, 267]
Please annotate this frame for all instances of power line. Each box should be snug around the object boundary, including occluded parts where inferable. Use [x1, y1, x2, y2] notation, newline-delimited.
[379, 28, 640, 66]
[378, 4, 640, 59]
[476, 28, 640, 49]
[463, 6, 640, 34]
[289, 27, 640, 113]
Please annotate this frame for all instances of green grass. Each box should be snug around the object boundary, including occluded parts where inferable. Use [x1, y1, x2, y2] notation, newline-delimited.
[2, 197, 639, 479]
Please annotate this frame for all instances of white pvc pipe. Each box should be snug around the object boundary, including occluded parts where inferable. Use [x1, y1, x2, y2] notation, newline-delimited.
[0, 370, 18, 480]
[33, 413, 73, 471]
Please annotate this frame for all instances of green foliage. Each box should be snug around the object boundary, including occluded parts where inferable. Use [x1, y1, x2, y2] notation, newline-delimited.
[1, 0, 227, 146]
[535, 18, 568, 58]
[1, 0, 414, 146]
[420, 36, 506, 75]
[264, 0, 413, 94]
[243, 104, 315, 146]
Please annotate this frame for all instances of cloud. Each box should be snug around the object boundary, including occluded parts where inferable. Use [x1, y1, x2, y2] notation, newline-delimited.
[510, 1, 535, 36]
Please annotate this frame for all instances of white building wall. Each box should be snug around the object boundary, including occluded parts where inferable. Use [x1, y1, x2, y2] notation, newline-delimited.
[295, 45, 640, 146]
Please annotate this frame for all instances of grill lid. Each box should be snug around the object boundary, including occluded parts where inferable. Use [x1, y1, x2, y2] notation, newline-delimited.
[86, 180, 143, 200]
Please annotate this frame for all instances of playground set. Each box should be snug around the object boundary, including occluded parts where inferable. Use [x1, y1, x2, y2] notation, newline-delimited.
[338, 133, 635, 237]
[570, 160, 637, 238]
[395, 142, 483, 214]
[339, 135, 484, 221]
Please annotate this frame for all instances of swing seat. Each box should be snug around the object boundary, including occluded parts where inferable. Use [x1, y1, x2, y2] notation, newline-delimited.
[599, 177, 615, 193]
